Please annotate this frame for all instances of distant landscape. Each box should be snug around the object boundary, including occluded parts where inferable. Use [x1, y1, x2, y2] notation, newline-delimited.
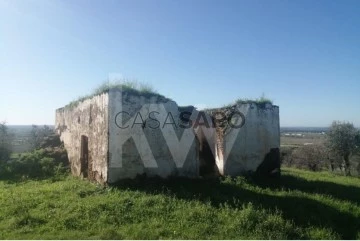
[7, 125, 360, 176]
[280, 127, 326, 147]
[7, 125, 54, 153]
[7, 125, 329, 152]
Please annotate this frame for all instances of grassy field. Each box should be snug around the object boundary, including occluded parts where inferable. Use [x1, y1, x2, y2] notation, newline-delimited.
[280, 132, 325, 147]
[0, 168, 359, 239]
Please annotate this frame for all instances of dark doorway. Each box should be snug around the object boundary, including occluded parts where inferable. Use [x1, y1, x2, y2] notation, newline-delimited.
[80, 135, 89, 178]
[198, 129, 219, 177]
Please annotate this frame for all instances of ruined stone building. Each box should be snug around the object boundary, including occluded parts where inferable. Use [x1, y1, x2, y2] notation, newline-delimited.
[55, 87, 280, 184]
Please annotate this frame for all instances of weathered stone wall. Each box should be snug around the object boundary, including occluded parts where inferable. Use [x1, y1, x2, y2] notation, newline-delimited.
[209, 103, 280, 176]
[55, 93, 109, 184]
[107, 89, 198, 183]
[56, 89, 280, 184]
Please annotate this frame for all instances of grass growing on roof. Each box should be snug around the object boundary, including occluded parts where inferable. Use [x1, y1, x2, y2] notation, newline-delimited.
[203, 94, 274, 112]
[66, 80, 170, 109]
[235, 93, 273, 106]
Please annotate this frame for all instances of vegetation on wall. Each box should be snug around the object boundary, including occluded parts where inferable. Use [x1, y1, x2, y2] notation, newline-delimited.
[207, 93, 274, 111]
[235, 93, 273, 107]
[66, 80, 171, 109]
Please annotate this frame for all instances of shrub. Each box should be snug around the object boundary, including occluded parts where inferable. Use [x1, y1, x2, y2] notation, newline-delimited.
[289, 145, 327, 171]
[280, 146, 297, 167]
[1, 149, 69, 180]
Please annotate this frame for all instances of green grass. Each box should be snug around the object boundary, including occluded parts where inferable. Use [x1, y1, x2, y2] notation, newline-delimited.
[0, 168, 360, 239]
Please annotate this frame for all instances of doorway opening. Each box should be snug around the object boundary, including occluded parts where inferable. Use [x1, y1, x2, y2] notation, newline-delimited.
[198, 129, 219, 177]
[80, 135, 89, 178]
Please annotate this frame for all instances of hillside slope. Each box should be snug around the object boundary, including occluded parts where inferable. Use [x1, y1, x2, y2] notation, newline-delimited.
[0, 168, 359, 239]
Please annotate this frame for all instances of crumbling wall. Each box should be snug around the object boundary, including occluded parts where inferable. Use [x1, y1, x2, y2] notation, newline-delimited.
[107, 89, 198, 183]
[56, 87, 280, 183]
[55, 93, 109, 184]
[208, 103, 280, 176]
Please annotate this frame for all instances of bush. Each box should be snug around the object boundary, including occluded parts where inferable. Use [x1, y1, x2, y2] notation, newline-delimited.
[280, 146, 297, 167]
[0, 148, 69, 180]
[287, 145, 327, 171]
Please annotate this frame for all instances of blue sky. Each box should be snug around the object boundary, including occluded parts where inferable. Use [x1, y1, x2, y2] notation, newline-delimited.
[0, 0, 359, 126]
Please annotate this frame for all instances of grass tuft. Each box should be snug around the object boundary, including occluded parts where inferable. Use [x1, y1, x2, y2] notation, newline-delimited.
[203, 93, 274, 111]
[65, 80, 170, 109]
[235, 93, 273, 106]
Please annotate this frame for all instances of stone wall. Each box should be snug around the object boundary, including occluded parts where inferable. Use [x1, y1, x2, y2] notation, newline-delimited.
[55, 93, 109, 184]
[56, 89, 280, 184]
[207, 103, 280, 176]
[107, 89, 198, 183]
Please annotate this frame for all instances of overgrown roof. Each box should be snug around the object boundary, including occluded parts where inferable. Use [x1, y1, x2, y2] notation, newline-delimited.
[61, 81, 275, 112]
[235, 97, 273, 106]
[64, 81, 171, 109]
[203, 95, 275, 112]
[233, 96, 273, 109]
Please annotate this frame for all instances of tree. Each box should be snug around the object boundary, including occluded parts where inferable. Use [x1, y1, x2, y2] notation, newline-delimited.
[326, 121, 360, 176]
[291, 144, 327, 171]
[29, 125, 53, 150]
[0, 121, 12, 162]
[326, 149, 343, 172]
